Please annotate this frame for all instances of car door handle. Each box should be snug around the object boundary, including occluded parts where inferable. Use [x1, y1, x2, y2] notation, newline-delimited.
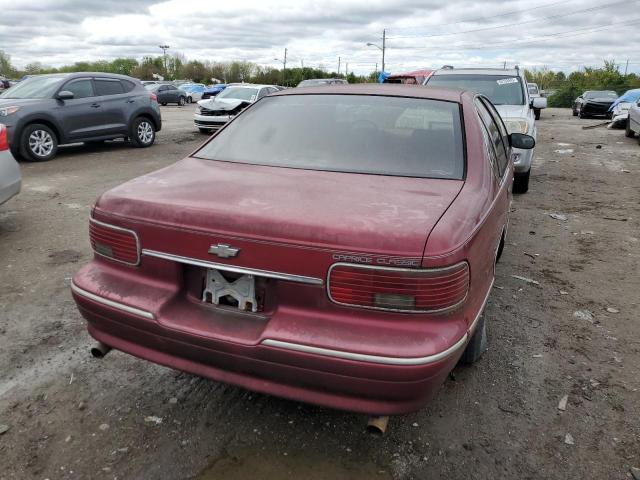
[90, 103, 101, 108]
[125, 99, 135, 103]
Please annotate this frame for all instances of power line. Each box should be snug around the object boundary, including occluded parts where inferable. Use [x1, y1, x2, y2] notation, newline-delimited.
[387, 0, 633, 39]
[386, 0, 576, 33]
[393, 17, 640, 52]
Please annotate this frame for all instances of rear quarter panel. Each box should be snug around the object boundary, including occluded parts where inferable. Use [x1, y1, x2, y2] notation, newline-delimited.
[422, 93, 510, 327]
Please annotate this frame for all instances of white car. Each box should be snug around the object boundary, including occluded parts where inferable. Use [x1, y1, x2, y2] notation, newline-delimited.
[179, 83, 206, 103]
[194, 84, 280, 133]
[425, 67, 547, 193]
[0, 124, 21, 206]
[527, 83, 544, 120]
[610, 89, 640, 128]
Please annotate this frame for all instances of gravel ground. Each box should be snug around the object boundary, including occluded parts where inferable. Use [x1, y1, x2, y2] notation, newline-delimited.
[0, 106, 638, 480]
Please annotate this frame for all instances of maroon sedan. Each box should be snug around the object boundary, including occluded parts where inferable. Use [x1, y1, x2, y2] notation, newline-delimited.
[72, 85, 534, 415]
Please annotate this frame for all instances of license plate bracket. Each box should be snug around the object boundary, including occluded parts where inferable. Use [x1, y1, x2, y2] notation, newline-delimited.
[202, 269, 258, 312]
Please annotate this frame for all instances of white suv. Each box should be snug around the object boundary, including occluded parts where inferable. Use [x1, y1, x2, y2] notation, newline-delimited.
[425, 67, 546, 193]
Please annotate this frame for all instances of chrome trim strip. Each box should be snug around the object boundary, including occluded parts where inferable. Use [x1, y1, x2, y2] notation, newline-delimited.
[142, 249, 324, 286]
[262, 277, 495, 366]
[71, 283, 155, 320]
[90, 217, 141, 267]
[261, 335, 469, 366]
[326, 261, 469, 313]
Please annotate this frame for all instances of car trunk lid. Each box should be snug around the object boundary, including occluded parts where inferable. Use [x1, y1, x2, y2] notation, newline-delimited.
[95, 157, 463, 279]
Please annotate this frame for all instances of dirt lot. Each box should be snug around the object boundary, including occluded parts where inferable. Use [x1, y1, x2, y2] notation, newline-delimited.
[0, 106, 638, 480]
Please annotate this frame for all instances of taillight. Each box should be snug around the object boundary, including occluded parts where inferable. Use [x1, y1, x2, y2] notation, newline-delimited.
[328, 262, 469, 313]
[0, 124, 8, 151]
[89, 219, 140, 266]
[150, 93, 157, 103]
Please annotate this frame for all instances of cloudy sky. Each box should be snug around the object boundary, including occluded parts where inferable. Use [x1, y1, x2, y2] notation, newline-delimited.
[1, 0, 638, 75]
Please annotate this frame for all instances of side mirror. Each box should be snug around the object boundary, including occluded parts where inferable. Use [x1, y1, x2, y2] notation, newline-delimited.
[531, 97, 547, 109]
[57, 90, 74, 100]
[510, 133, 535, 150]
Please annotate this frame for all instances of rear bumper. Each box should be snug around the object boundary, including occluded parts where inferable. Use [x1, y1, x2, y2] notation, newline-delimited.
[71, 263, 483, 414]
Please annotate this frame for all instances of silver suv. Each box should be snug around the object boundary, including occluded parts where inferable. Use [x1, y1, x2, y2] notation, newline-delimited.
[425, 67, 546, 193]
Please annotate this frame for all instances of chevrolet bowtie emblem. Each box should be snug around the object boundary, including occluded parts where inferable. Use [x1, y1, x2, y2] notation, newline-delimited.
[208, 243, 240, 259]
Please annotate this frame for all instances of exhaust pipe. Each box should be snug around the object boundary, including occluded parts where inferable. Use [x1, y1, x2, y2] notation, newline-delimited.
[90, 342, 112, 359]
[366, 415, 389, 435]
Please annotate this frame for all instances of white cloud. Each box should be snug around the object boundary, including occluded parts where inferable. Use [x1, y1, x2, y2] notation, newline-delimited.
[0, 0, 638, 74]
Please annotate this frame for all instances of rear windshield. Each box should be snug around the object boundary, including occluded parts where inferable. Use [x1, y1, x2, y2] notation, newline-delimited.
[427, 74, 524, 105]
[194, 94, 465, 179]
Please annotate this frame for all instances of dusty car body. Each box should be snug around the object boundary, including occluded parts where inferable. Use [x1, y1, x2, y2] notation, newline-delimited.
[0, 124, 21, 205]
[71, 85, 533, 415]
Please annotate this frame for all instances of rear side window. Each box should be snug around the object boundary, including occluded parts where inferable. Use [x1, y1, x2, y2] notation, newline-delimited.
[95, 79, 125, 96]
[64, 79, 94, 99]
[195, 94, 465, 180]
[474, 98, 508, 177]
[121, 80, 136, 92]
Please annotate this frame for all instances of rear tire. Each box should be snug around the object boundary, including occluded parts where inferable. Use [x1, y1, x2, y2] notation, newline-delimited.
[578, 109, 586, 119]
[130, 117, 155, 148]
[187, 96, 192, 104]
[178, 96, 186, 106]
[160, 102, 167, 106]
[534, 109, 540, 120]
[513, 169, 530, 194]
[572, 107, 578, 116]
[625, 118, 635, 138]
[459, 315, 488, 364]
[20, 123, 58, 162]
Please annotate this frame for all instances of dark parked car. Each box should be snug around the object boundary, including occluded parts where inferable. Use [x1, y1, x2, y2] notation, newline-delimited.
[0, 73, 161, 162]
[0, 77, 10, 91]
[572, 90, 618, 118]
[201, 84, 227, 100]
[71, 84, 534, 416]
[145, 83, 187, 106]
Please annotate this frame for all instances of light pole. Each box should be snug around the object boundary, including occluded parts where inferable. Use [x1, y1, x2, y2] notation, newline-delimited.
[159, 44, 170, 77]
[366, 29, 386, 73]
[274, 48, 288, 86]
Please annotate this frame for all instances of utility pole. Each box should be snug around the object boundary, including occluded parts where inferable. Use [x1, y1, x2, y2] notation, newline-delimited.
[382, 29, 386, 73]
[159, 44, 170, 77]
[624, 59, 629, 75]
[503, 60, 506, 69]
[338, 57, 341, 75]
[301, 59, 304, 69]
[345, 62, 348, 78]
[282, 48, 288, 86]
[375, 62, 378, 76]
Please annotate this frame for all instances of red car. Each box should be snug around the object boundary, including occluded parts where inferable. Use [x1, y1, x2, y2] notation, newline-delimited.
[72, 85, 534, 415]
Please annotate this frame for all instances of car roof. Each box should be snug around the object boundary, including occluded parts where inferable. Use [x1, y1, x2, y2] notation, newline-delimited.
[432, 68, 520, 77]
[273, 83, 466, 103]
